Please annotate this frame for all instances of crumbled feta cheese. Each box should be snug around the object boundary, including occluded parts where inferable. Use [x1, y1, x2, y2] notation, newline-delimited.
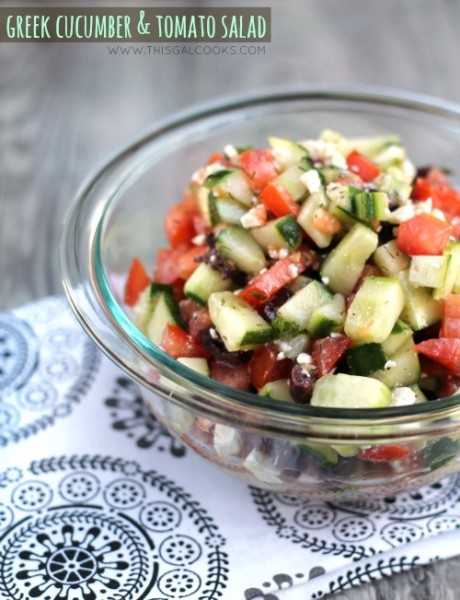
[213, 424, 242, 457]
[268, 247, 279, 259]
[384, 360, 397, 370]
[375, 144, 405, 165]
[259, 268, 268, 275]
[192, 233, 206, 246]
[276, 351, 286, 361]
[209, 328, 218, 340]
[223, 144, 239, 163]
[432, 209, 446, 221]
[191, 162, 223, 185]
[321, 276, 330, 285]
[402, 158, 416, 181]
[297, 353, 313, 365]
[300, 169, 322, 193]
[391, 386, 417, 407]
[387, 197, 445, 224]
[330, 332, 342, 339]
[299, 139, 347, 169]
[240, 207, 265, 229]
[279, 248, 289, 259]
[288, 264, 299, 278]
[243, 449, 282, 484]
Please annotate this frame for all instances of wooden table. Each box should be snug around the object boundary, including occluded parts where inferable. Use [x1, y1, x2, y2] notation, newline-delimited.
[1, 1, 460, 596]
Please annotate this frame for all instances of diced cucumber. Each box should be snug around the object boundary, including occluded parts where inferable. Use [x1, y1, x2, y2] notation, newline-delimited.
[381, 320, 413, 357]
[409, 384, 428, 404]
[419, 376, 441, 393]
[307, 293, 345, 337]
[327, 184, 361, 220]
[345, 276, 404, 344]
[375, 170, 412, 204]
[318, 166, 341, 184]
[184, 263, 232, 305]
[311, 373, 392, 409]
[352, 191, 389, 221]
[396, 271, 442, 330]
[274, 165, 307, 201]
[447, 242, 460, 294]
[268, 136, 309, 169]
[409, 255, 448, 289]
[177, 357, 210, 376]
[195, 185, 212, 226]
[424, 437, 459, 470]
[146, 291, 181, 346]
[132, 287, 156, 334]
[347, 135, 401, 159]
[371, 339, 420, 388]
[287, 275, 312, 294]
[275, 333, 310, 358]
[295, 443, 338, 468]
[208, 195, 247, 226]
[373, 240, 410, 276]
[273, 280, 332, 334]
[434, 250, 460, 299]
[203, 169, 253, 206]
[215, 226, 267, 274]
[208, 291, 273, 351]
[320, 224, 379, 295]
[251, 215, 302, 251]
[297, 190, 333, 248]
[346, 343, 387, 376]
[258, 379, 294, 401]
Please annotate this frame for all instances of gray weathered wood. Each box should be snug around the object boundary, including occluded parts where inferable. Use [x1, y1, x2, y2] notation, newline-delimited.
[2, 1, 460, 596]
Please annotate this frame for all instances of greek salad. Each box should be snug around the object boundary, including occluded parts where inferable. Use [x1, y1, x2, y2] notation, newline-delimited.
[125, 129, 460, 417]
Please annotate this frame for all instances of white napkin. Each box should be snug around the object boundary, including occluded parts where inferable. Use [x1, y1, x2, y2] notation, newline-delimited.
[0, 296, 459, 600]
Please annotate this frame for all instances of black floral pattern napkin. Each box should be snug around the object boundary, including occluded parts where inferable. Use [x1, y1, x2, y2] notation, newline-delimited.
[0, 296, 459, 600]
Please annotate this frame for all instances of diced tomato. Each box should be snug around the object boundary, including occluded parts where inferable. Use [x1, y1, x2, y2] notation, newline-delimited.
[179, 299, 212, 339]
[160, 324, 209, 359]
[207, 152, 224, 165]
[153, 246, 185, 284]
[440, 294, 460, 338]
[335, 172, 364, 187]
[415, 338, 460, 373]
[180, 188, 199, 211]
[412, 177, 433, 201]
[357, 445, 414, 462]
[239, 149, 278, 192]
[171, 281, 186, 303]
[449, 214, 460, 239]
[432, 187, 460, 215]
[439, 374, 460, 398]
[177, 245, 207, 280]
[312, 207, 342, 235]
[260, 182, 300, 217]
[412, 170, 460, 215]
[346, 150, 381, 182]
[397, 214, 453, 256]
[238, 252, 309, 308]
[210, 360, 251, 391]
[252, 203, 268, 225]
[193, 213, 211, 235]
[427, 167, 450, 187]
[249, 344, 291, 389]
[311, 335, 351, 377]
[165, 202, 197, 249]
[124, 258, 150, 306]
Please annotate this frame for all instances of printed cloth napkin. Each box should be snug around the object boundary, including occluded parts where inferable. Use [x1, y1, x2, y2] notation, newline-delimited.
[1, 296, 460, 600]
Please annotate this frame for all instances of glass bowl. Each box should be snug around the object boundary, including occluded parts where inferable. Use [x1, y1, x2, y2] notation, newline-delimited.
[61, 86, 460, 500]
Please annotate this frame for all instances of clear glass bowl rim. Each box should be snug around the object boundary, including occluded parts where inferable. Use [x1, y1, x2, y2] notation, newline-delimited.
[61, 84, 460, 437]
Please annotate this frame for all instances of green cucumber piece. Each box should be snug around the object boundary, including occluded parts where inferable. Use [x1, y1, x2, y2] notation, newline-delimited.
[273, 280, 332, 334]
[274, 165, 307, 201]
[409, 255, 448, 289]
[177, 357, 210, 376]
[352, 191, 389, 221]
[327, 184, 361, 220]
[203, 169, 253, 206]
[297, 190, 333, 248]
[209, 195, 247, 226]
[307, 293, 345, 337]
[296, 443, 339, 468]
[348, 135, 401, 159]
[268, 136, 309, 169]
[318, 166, 341, 184]
[184, 263, 232, 305]
[287, 275, 312, 294]
[424, 437, 459, 470]
[345, 276, 404, 344]
[251, 215, 302, 251]
[311, 373, 392, 409]
[216, 226, 266, 274]
[320, 224, 379, 296]
[373, 240, 410, 276]
[208, 291, 273, 351]
[370, 339, 420, 388]
[409, 384, 428, 403]
[146, 292, 181, 346]
[381, 320, 413, 357]
[346, 343, 387, 376]
[434, 251, 460, 299]
[396, 270, 442, 330]
[258, 379, 294, 401]
[375, 170, 412, 203]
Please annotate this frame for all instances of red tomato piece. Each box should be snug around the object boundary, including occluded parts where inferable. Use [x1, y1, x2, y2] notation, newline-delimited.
[207, 152, 224, 165]
[439, 374, 460, 398]
[312, 207, 342, 235]
[441, 294, 460, 338]
[412, 177, 433, 201]
[357, 445, 413, 462]
[210, 361, 251, 391]
[427, 167, 450, 187]
[179, 299, 212, 339]
[153, 245, 187, 284]
[238, 252, 309, 308]
[165, 202, 197, 249]
[239, 149, 278, 193]
[193, 213, 211, 235]
[415, 338, 460, 373]
[432, 187, 460, 215]
[249, 344, 291, 389]
[311, 335, 351, 377]
[124, 258, 150, 307]
[260, 182, 300, 217]
[160, 324, 209, 359]
[177, 245, 207, 281]
[346, 150, 381, 182]
[397, 214, 453, 256]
